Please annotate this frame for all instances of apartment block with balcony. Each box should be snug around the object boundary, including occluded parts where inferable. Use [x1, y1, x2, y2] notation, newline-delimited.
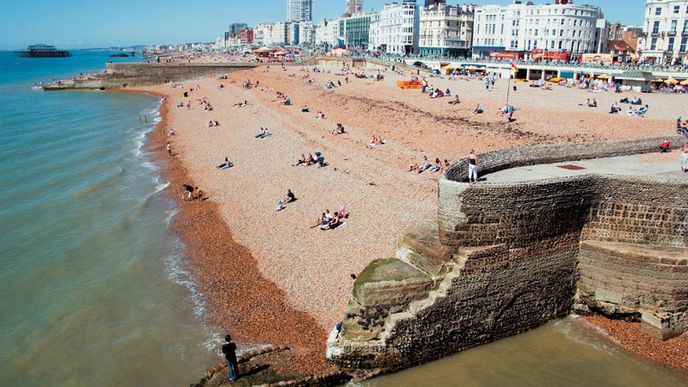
[638, 0, 688, 64]
[369, 1, 420, 55]
[418, 3, 474, 57]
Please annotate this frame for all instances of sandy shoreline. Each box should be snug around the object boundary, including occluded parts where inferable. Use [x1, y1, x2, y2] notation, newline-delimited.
[119, 60, 687, 378]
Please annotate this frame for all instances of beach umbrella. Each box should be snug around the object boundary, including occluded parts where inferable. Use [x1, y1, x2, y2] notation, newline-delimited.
[654, 78, 665, 82]
[597, 74, 609, 79]
[680, 79, 688, 85]
[666, 77, 679, 85]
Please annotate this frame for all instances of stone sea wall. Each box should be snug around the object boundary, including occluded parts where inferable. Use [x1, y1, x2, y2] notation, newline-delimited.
[328, 138, 688, 373]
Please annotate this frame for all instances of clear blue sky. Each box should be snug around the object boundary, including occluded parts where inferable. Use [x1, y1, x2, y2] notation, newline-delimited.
[0, 0, 645, 49]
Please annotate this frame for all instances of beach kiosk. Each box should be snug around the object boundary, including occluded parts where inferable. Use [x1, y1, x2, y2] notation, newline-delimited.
[615, 70, 654, 93]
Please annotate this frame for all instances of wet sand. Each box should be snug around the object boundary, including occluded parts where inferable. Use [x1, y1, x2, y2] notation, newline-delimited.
[126, 61, 687, 377]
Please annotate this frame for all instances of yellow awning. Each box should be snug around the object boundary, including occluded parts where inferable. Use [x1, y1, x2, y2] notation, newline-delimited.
[597, 74, 609, 79]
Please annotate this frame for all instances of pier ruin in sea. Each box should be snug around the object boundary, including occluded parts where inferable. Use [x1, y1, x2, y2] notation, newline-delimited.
[327, 136, 687, 372]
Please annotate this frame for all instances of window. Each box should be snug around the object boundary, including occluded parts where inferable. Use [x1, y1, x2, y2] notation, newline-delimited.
[668, 37, 675, 51]
[681, 38, 687, 52]
[653, 21, 660, 34]
[674, 6, 680, 14]
[671, 20, 678, 33]
[651, 38, 657, 50]
[655, 7, 662, 16]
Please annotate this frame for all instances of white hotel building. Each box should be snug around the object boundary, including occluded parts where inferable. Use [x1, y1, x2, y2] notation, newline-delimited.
[472, 0, 606, 59]
[417, 2, 474, 57]
[638, 0, 688, 64]
[369, 1, 420, 55]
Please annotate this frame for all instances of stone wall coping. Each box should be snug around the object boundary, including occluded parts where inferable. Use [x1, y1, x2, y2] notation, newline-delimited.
[440, 171, 688, 190]
[445, 135, 685, 183]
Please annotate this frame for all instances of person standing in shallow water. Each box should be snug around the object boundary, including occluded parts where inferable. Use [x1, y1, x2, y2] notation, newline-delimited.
[166, 142, 171, 156]
[222, 334, 239, 381]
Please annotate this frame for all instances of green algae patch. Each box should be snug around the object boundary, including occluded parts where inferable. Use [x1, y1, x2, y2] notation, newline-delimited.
[352, 258, 432, 307]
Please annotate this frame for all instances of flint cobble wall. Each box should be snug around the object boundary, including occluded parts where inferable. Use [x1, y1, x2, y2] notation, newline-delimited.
[330, 141, 687, 371]
[381, 235, 579, 368]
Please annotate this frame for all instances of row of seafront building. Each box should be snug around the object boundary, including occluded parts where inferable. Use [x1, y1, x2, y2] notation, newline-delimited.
[214, 0, 688, 66]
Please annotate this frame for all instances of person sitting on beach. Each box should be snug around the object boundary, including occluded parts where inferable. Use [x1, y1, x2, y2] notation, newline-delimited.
[337, 205, 348, 219]
[314, 152, 326, 168]
[443, 159, 451, 171]
[473, 104, 484, 114]
[325, 212, 341, 230]
[417, 156, 431, 173]
[332, 123, 345, 135]
[208, 121, 215, 127]
[192, 186, 203, 200]
[168, 129, 176, 136]
[284, 97, 291, 106]
[659, 140, 671, 153]
[255, 127, 271, 138]
[310, 213, 328, 228]
[182, 184, 194, 201]
[445, 88, 451, 97]
[301, 105, 310, 113]
[177, 102, 184, 108]
[306, 153, 315, 166]
[216, 157, 232, 170]
[408, 162, 419, 173]
[449, 95, 461, 105]
[430, 158, 443, 172]
[292, 154, 307, 166]
[284, 189, 296, 203]
[276, 199, 284, 211]
[610, 103, 621, 114]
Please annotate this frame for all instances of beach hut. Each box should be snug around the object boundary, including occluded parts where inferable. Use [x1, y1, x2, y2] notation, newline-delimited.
[616, 70, 654, 92]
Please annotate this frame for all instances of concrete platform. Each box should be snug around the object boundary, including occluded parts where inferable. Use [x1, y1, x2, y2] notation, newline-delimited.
[484, 152, 686, 183]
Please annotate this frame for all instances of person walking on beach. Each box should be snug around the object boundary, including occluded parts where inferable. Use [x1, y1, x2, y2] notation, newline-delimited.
[222, 334, 239, 382]
[166, 142, 172, 156]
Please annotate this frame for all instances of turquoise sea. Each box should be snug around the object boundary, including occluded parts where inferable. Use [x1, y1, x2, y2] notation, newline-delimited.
[0, 51, 216, 386]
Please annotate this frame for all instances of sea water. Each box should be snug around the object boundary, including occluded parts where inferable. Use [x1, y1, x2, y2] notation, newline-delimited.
[364, 317, 688, 386]
[0, 51, 217, 386]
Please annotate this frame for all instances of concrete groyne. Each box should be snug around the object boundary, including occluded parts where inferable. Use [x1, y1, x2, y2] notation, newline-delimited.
[43, 62, 259, 90]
